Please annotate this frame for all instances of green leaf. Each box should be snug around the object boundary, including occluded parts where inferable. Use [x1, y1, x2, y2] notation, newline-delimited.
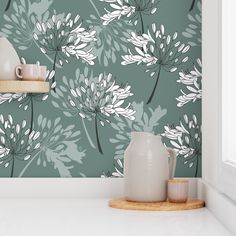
[38, 114, 43, 124]
[63, 112, 73, 117]
[52, 101, 59, 108]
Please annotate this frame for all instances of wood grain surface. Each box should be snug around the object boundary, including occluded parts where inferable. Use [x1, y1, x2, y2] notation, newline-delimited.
[109, 198, 205, 211]
[0, 81, 49, 93]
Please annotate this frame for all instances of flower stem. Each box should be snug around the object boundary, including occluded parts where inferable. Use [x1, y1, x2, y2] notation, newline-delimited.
[146, 66, 162, 104]
[189, 0, 196, 11]
[195, 156, 199, 177]
[10, 154, 15, 178]
[138, 11, 144, 35]
[30, 95, 34, 132]
[82, 118, 96, 149]
[4, 0, 11, 12]
[30, 95, 34, 133]
[52, 50, 58, 92]
[95, 114, 103, 154]
[34, 41, 62, 68]
[89, 0, 101, 17]
[18, 151, 41, 177]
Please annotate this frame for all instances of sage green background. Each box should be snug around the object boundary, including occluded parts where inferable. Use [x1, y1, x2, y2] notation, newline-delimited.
[0, 0, 201, 177]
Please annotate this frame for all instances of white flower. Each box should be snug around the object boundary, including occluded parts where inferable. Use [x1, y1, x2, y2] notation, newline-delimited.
[0, 93, 24, 105]
[179, 146, 194, 157]
[34, 13, 97, 71]
[101, 0, 136, 25]
[35, 14, 97, 63]
[127, 32, 151, 48]
[71, 28, 97, 43]
[70, 73, 135, 121]
[162, 114, 201, 176]
[162, 126, 184, 140]
[101, 102, 135, 120]
[176, 90, 202, 107]
[122, 24, 191, 103]
[101, 5, 135, 25]
[68, 72, 136, 154]
[100, 0, 158, 31]
[176, 58, 202, 107]
[61, 46, 96, 65]
[0, 115, 41, 174]
[112, 159, 124, 177]
[122, 24, 190, 71]
[0, 146, 10, 158]
[122, 51, 158, 66]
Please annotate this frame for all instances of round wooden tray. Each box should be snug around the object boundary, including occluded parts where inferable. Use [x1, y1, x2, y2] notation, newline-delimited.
[109, 198, 205, 211]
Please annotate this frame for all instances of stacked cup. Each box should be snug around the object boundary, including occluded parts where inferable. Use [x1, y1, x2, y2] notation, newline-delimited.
[168, 179, 189, 203]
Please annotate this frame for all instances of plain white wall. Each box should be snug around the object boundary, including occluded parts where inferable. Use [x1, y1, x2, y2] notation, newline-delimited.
[202, 0, 221, 187]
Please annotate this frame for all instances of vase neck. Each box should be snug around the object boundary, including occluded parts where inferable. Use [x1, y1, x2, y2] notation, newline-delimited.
[131, 131, 161, 143]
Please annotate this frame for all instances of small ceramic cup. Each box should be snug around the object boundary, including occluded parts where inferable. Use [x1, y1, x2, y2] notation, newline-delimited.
[38, 66, 47, 81]
[168, 179, 189, 203]
[15, 64, 39, 81]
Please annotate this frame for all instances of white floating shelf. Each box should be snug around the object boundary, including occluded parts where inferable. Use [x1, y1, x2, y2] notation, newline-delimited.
[0, 80, 49, 93]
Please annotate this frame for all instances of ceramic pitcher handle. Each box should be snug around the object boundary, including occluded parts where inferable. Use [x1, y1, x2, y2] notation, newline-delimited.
[15, 65, 23, 79]
[167, 148, 176, 179]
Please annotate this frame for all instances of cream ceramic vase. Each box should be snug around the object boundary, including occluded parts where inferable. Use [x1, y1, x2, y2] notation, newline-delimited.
[124, 132, 176, 202]
[0, 37, 20, 80]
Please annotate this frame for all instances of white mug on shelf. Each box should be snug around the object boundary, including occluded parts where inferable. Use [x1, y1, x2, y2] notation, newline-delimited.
[16, 64, 40, 81]
[38, 66, 47, 81]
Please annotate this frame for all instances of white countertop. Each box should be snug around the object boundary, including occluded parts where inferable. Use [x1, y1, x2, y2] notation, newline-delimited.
[0, 198, 232, 236]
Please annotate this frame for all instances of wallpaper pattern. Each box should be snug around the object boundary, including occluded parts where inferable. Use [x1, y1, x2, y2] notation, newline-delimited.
[0, 0, 201, 177]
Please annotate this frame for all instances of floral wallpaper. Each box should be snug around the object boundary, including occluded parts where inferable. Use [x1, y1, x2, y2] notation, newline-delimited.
[0, 0, 201, 177]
